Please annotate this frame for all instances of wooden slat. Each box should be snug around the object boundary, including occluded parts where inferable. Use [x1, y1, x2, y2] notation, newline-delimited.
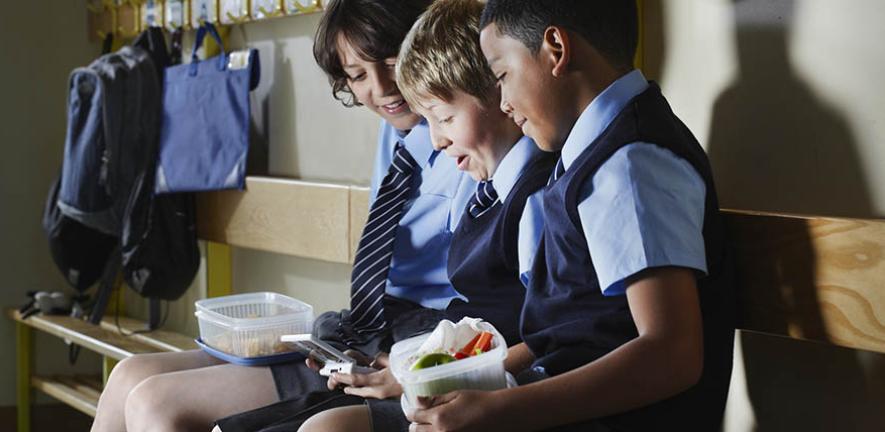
[196, 177, 352, 263]
[8, 310, 161, 360]
[99, 316, 197, 352]
[31, 376, 99, 417]
[724, 210, 885, 354]
[55, 375, 103, 401]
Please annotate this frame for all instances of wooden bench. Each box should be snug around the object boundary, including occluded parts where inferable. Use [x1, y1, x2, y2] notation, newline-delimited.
[12, 176, 885, 431]
[11, 177, 369, 432]
[726, 210, 885, 354]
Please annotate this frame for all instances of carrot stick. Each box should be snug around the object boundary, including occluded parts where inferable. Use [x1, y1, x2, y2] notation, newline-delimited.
[455, 333, 482, 359]
[472, 332, 493, 356]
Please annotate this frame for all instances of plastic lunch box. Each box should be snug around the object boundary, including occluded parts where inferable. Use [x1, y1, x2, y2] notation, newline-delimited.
[194, 292, 313, 359]
[390, 321, 509, 409]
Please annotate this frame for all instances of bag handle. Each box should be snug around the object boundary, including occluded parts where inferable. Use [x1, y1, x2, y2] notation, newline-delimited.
[189, 22, 226, 76]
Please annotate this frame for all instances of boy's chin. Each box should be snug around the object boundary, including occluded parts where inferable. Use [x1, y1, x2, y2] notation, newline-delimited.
[533, 134, 566, 153]
[385, 112, 423, 132]
[466, 170, 486, 182]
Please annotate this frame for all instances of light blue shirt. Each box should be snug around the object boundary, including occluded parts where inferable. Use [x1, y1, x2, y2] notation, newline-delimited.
[561, 70, 708, 296]
[489, 136, 546, 287]
[370, 119, 475, 309]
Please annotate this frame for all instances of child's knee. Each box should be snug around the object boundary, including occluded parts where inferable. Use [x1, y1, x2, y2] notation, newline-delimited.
[109, 355, 165, 391]
[124, 375, 186, 432]
[298, 406, 372, 432]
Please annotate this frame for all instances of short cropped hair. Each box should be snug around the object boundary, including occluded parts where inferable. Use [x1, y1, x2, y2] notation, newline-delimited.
[396, 0, 497, 107]
[480, 0, 638, 70]
[313, 0, 432, 107]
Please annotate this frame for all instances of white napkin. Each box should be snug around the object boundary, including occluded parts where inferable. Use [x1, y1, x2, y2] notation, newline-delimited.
[415, 317, 486, 355]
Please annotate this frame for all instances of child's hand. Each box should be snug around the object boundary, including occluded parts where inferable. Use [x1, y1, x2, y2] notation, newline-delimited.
[304, 349, 374, 373]
[408, 390, 500, 432]
[327, 366, 403, 399]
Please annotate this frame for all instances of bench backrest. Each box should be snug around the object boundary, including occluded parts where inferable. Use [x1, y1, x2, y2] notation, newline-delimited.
[195, 177, 885, 355]
[725, 210, 885, 354]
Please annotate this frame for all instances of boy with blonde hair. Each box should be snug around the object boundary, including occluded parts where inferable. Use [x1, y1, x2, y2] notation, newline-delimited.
[294, 0, 557, 430]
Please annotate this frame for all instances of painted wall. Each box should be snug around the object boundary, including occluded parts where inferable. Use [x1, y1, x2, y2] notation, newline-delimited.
[4, 1, 884, 430]
[0, 0, 106, 407]
[644, 1, 885, 430]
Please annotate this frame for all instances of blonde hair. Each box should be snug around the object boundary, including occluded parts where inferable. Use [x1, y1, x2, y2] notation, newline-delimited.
[396, 0, 496, 108]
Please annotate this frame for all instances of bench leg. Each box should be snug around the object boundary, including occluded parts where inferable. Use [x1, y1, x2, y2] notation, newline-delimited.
[16, 321, 32, 432]
[102, 356, 118, 387]
[207, 242, 232, 298]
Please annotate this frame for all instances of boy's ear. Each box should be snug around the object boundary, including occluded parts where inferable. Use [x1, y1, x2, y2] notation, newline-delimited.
[542, 26, 571, 78]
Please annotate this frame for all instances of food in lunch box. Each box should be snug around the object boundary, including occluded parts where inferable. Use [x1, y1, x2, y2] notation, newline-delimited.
[408, 331, 495, 370]
[209, 333, 294, 357]
[411, 352, 457, 370]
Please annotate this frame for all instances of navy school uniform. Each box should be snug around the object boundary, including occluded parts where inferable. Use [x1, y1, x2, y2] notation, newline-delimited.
[215, 121, 475, 432]
[445, 137, 558, 346]
[215, 137, 557, 432]
[522, 71, 736, 431]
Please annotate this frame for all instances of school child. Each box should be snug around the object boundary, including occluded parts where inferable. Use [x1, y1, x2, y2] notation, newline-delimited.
[213, 1, 555, 431]
[90, 1, 476, 431]
[405, 1, 736, 431]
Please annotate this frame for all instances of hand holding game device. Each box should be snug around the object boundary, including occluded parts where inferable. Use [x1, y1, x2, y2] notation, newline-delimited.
[280, 334, 376, 376]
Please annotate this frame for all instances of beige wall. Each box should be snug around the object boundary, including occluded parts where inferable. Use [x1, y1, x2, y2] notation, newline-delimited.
[0, 0, 105, 407]
[4, 1, 884, 428]
[645, 0, 885, 430]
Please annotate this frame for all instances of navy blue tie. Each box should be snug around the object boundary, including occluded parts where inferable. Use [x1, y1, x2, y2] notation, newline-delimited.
[348, 143, 419, 334]
[549, 158, 565, 185]
[468, 180, 500, 218]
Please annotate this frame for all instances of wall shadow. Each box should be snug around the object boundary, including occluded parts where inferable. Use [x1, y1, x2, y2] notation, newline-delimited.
[645, 0, 884, 430]
[701, 1, 884, 431]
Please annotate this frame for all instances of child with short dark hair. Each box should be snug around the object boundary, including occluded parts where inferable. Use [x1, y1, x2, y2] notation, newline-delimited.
[407, 1, 736, 430]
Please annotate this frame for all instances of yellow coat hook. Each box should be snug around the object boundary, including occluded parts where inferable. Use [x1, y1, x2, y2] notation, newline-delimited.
[118, 0, 141, 37]
[258, 6, 284, 18]
[225, 11, 250, 24]
[291, 0, 322, 15]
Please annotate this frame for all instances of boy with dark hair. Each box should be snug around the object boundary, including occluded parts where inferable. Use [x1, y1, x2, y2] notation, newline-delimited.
[408, 1, 735, 430]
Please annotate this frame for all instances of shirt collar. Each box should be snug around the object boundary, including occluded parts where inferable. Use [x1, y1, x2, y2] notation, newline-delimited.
[490, 135, 541, 202]
[399, 118, 436, 166]
[560, 69, 649, 171]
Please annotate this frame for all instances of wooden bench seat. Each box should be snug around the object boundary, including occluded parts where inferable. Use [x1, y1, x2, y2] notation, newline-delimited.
[30, 375, 102, 417]
[9, 310, 195, 360]
[11, 309, 197, 429]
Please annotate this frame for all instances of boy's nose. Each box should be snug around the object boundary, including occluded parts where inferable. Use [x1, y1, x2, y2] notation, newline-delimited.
[431, 135, 451, 151]
[500, 98, 514, 115]
[371, 72, 395, 99]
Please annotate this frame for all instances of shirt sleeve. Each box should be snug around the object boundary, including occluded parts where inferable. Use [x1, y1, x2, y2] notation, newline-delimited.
[577, 142, 708, 296]
[518, 190, 545, 287]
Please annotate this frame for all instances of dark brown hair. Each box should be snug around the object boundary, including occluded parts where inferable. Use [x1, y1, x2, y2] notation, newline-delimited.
[480, 0, 639, 71]
[313, 0, 433, 107]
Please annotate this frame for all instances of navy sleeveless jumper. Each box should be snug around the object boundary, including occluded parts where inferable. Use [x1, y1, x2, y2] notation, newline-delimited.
[446, 151, 557, 347]
[522, 84, 735, 430]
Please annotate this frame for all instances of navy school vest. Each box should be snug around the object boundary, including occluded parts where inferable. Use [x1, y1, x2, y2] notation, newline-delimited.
[522, 83, 736, 430]
[446, 151, 558, 347]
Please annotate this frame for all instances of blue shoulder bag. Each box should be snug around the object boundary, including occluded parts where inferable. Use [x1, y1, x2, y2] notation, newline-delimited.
[156, 23, 260, 193]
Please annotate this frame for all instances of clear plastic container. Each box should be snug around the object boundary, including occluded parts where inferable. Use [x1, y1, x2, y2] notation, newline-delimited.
[390, 322, 508, 408]
[195, 292, 313, 358]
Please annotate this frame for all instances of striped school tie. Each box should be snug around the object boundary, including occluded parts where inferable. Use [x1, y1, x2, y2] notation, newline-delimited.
[468, 180, 500, 218]
[548, 158, 566, 185]
[348, 143, 419, 334]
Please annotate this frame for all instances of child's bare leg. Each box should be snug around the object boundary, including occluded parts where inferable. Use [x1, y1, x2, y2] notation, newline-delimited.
[298, 405, 373, 432]
[124, 362, 278, 432]
[92, 349, 224, 432]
